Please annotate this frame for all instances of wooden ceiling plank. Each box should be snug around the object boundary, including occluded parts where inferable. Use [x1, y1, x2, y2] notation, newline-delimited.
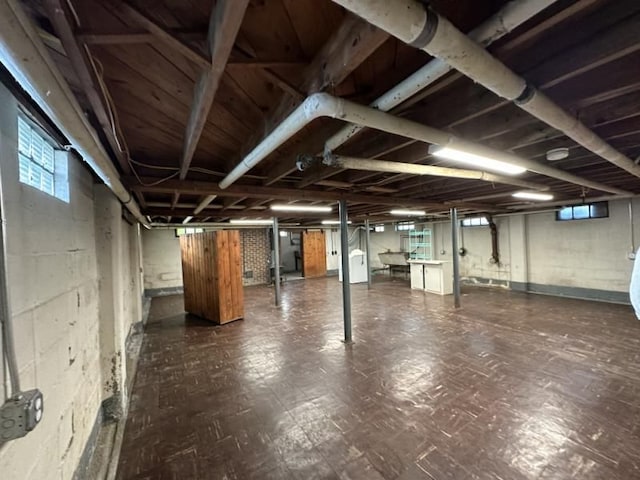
[113, 1, 210, 69]
[179, 0, 250, 180]
[44, 0, 131, 174]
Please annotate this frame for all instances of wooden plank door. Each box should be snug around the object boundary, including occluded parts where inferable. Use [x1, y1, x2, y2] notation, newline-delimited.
[302, 230, 327, 278]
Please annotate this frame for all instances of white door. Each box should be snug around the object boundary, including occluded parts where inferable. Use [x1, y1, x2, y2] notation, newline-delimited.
[410, 263, 424, 290]
[425, 266, 442, 293]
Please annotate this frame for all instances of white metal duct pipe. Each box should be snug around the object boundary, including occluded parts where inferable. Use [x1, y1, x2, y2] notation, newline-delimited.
[219, 93, 628, 195]
[327, 0, 559, 149]
[326, 155, 551, 191]
[0, 0, 149, 227]
[331, 0, 640, 179]
[194, 195, 217, 214]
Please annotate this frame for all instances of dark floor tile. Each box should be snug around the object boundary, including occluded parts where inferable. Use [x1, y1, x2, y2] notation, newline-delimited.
[117, 279, 640, 480]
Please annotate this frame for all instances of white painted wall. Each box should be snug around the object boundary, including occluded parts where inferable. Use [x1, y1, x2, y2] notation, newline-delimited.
[0, 84, 142, 479]
[371, 202, 639, 301]
[142, 228, 183, 294]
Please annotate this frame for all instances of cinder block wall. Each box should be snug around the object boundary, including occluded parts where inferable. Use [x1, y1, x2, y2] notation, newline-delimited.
[241, 229, 270, 286]
[142, 229, 183, 296]
[0, 84, 143, 478]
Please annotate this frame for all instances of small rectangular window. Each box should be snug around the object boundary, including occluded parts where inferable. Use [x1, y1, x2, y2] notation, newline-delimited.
[556, 202, 608, 221]
[176, 227, 204, 236]
[374, 224, 385, 233]
[395, 222, 415, 231]
[17, 115, 68, 202]
[461, 216, 489, 227]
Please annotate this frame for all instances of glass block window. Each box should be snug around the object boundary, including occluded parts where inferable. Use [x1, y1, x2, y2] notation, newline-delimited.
[18, 116, 68, 202]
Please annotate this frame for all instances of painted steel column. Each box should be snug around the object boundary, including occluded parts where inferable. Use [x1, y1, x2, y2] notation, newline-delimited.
[339, 200, 352, 342]
[272, 217, 281, 307]
[450, 208, 461, 308]
[364, 219, 372, 289]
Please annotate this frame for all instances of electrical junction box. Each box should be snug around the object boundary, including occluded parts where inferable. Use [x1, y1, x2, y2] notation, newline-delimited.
[0, 389, 44, 443]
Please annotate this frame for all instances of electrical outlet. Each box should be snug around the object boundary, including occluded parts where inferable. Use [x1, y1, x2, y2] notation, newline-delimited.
[0, 389, 44, 443]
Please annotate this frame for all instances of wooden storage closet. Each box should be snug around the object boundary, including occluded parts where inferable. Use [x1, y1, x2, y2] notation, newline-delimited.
[179, 231, 244, 324]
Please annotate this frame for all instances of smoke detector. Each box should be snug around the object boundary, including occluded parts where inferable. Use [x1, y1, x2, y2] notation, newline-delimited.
[546, 147, 569, 161]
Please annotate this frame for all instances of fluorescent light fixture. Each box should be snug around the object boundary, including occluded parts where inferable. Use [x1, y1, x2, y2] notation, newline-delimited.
[182, 216, 193, 224]
[271, 204, 332, 213]
[321, 220, 352, 225]
[429, 145, 526, 175]
[229, 219, 273, 225]
[390, 209, 426, 216]
[512, 191, 554, 201]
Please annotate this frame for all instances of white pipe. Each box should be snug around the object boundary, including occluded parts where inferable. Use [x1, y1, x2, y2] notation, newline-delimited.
[327, 0, 558, 149]
[332, 0, 640, 179]
[219, 93, 628, 195]
[327, 155, 550, 190]
[194, 195, 217, 214]
[0, 0, 150, 227]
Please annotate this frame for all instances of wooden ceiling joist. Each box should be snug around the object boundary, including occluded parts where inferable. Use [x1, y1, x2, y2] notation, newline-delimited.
[179, 0, 249, 180]
[125, 177, 440, 208]
[44, 0, 131, 175]
[113, 2, 210, 69]
[240, 14, 389, 186]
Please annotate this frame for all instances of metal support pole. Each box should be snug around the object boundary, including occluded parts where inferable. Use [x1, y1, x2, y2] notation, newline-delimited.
[364, 219, 372, 289]
[0, 162, 20, 396]
[272, 217, 281, 307]
[339, 200, 352, 343]
[450, 208, 461, 308]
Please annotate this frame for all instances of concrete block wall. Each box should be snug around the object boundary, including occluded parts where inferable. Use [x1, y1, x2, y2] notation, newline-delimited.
[0, 84, 142, 478]
[142, 229, 183, 296]
[241, 229, 270, 286]
[400, 201, 639, 303]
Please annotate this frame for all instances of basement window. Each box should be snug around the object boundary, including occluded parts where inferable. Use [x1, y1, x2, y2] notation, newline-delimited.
[18, 115, 69, 202]
[461, 216, 489, 227]
[556, 202, 609, 221]
[175, 227, 204, 236]
[374, 224, 385, 233]
[395, 222, 415, 231]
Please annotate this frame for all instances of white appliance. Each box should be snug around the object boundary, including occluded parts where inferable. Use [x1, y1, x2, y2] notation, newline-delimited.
[339, 249, 368, 284]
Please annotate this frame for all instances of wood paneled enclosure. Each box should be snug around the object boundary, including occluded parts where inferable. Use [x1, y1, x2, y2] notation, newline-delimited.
[179, 231, 244, 324]
[302, 230, 327, 278]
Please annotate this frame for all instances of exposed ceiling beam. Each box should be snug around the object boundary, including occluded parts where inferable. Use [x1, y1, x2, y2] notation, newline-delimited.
[179, 0, 249, 180]
[113, 2, 211, 69]
[125, 177, 442, 208]
[238, 14, 389, 189]
[44, 0, 131, 175]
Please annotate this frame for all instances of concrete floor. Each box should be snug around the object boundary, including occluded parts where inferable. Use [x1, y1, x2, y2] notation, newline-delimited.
[116, 278, 640, 479]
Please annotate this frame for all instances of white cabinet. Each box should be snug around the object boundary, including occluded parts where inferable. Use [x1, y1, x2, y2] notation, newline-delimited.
[410, 263, 424, 290]
[408, 260, 453, 295]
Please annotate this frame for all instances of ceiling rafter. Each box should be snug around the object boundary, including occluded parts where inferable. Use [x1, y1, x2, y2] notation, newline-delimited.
[44, 0, 131, 175]
[125, 177, 444, 208]
[225, 13, 389, 191]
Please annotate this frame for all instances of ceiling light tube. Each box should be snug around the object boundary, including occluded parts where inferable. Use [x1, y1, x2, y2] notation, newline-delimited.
[182, 216, 193, 224]
[321, 220, 352, 225]
[512, 191, 554, 201]
[429, 145, 526, 175]
[271, 204, 333, 212]
[229, 219, 274, 225]
[390, 209, 426, 216]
